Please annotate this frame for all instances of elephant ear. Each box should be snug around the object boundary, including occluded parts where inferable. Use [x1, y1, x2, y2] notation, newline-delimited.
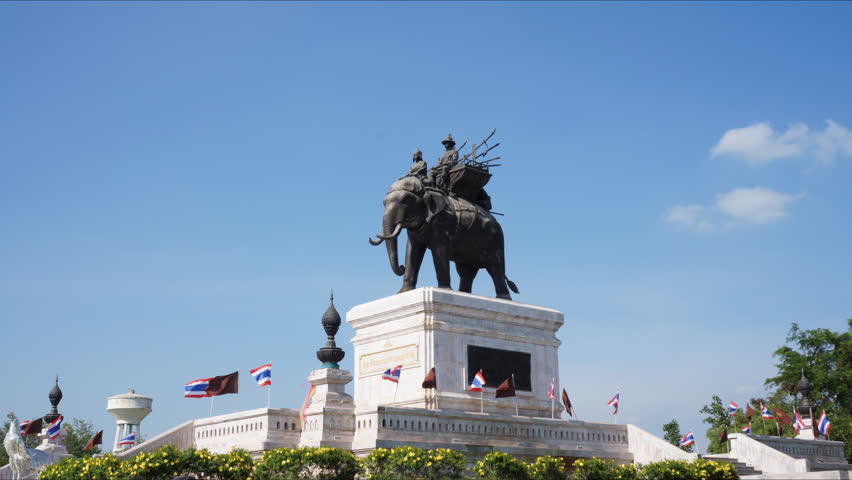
[423, 188, 449, 223]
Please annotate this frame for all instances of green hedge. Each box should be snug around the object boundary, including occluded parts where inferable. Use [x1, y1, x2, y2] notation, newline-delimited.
[573, 457, 739, 480]
[39, 445, 738, 480]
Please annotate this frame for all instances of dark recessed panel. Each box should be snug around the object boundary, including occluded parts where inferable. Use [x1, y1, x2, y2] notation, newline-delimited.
[466, 345, 531, 391]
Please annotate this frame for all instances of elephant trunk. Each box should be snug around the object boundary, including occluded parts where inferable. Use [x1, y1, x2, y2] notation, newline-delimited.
[382, 216, 405, 277]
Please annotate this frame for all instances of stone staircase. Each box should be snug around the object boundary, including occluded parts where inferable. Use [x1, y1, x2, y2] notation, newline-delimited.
[703, 453, 764, 477]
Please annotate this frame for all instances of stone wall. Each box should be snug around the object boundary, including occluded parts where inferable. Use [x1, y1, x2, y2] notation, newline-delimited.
[352, 405, 632, 462]
[626, 423, 698, 465]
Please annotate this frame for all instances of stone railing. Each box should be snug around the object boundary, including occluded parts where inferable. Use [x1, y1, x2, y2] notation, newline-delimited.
[194, 407, 301, 454]
[626, 424, 698, 464]
[729, 433, 810, 473]
[353, 406, 632, 461]
[119, 420, 195, 458]
[741, 433, 851, 472]
[119, 407, 303, 458]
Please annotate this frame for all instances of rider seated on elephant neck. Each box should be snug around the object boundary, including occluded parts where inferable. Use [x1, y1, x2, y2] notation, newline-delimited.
[427, 133, 458, 191]
[406, 149, 428, 179]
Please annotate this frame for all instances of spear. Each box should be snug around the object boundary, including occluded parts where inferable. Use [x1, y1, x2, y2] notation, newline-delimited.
[476, 143, 501, 159]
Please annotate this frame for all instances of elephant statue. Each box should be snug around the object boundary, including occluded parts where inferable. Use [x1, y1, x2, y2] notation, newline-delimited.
[369, 176, 519, 300]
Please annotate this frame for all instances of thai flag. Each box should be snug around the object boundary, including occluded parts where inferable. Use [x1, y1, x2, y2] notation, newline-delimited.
[547, 379, 555, 399]
[729, 401, 739, 416]
[46, 415, 63, 440]
[470, 370, 486, 392]
[382, 365, 402, 383]
[679, 431, 695, 447]
[818, 411, 832, 436]
[607, 392, 620, 415]
[761, 403, 773, 420]
[117, 432, 136, 446]
[19, 420, 29, 434]
[741, 424, 751, 434]
[184, 378, 212, 398]
[794, 410, 806, 434]
[251, 363, 272, 387]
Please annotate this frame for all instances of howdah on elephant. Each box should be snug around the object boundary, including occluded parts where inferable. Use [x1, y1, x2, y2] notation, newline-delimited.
[369, 176, 519, 300]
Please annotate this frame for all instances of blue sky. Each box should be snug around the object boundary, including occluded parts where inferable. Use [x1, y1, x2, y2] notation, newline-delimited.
[2, 2, 851, 452]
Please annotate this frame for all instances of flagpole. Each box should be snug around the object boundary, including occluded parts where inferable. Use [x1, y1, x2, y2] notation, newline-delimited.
[267, 383, 272, 409]
[209, 396, 214, 417]
[550, 378, 555, 419]
[809, 406, 814, 439]
[512, 374, 519, 416]
[480, 389, 484, 414]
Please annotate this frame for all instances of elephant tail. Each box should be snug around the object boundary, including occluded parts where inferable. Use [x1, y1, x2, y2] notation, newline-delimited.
[506, 277, 520, 294]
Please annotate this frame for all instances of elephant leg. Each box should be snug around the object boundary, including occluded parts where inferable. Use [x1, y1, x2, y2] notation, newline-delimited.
[456, 263, 478, 293]
[431, 246, 452, 289]
[486, 263, 512, 300]
[399, 238, 426, 293]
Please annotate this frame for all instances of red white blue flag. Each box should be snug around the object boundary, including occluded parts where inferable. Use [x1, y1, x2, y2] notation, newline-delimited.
[607, 392, 620, 415]
[184, 378, 212, 398]
[794, 410, 806, 434]
[470, 370, 486, 392]
[741, 423, 751, 434]
[19, 420, 29, 434]
[46, 415, 63, 440]
[117, 432, 136, 446]
[818, 411, 832, 436]
[679, 431, 695, 447]
[729, 401, 739, 416]
[251, 363, 272, 387]
[761, 403, 773, 420]
[382, 365, 402, 383]
[547, 379, 555, 399]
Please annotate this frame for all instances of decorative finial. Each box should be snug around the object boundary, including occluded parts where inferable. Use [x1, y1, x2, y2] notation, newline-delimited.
[317, 289, 345, 369]
[44, 376, 63, 424]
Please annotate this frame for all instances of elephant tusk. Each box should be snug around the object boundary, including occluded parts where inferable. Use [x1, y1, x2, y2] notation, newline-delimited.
[375, 223, 403, 240]
[369, 236, 384, 246]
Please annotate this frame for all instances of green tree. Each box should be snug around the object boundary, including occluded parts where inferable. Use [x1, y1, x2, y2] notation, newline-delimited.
[63, 418, 101, 458]
[662, 419, 694, 452]
[700, 395, 732, 454]
[765, 320, 852, 461]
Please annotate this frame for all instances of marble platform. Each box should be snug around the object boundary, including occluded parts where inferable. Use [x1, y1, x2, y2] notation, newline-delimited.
[347, 287, 563, 417]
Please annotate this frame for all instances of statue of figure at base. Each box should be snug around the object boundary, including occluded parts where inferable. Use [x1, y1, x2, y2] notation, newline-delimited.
[4, 413, 49, 480]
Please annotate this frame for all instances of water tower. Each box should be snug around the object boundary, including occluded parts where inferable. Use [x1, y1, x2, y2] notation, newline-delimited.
[106, 389, 152, 452]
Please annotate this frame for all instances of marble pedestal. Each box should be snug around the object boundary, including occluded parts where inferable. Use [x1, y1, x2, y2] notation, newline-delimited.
[347, 287, 564, 417]
[298, 368, 355, 450]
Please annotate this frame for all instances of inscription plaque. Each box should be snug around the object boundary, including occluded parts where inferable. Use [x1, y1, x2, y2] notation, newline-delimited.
[359, 344, 419, 376]
[467, 345, 531, 391]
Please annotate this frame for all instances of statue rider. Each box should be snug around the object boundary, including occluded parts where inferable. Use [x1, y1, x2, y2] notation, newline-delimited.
[427, 134, 458, 191]
[406, 149, 428, 179]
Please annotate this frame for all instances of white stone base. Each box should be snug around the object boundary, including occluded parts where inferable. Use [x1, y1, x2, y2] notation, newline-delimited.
[298, 368, 355, 450]
[346, 287, 564, 417]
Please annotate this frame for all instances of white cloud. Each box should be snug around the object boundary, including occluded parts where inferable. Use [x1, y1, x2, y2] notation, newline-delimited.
[710, 120, 852, 165]
[715, 187, 801, 224]
[666, 186, 802, 231]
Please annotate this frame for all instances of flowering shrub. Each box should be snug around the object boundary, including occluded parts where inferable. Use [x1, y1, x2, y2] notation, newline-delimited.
[254, 447, 361, 480]
[361, 445, 446, 479]
[638, 459, 693, 480]
[527, 455, 565, 480]
[572, 457, 619, 480]
[613, 463, 640, 480]
[474, 451, 530, 480]
[688, 458, 738, 480]
[39, 453, 121, 480]
[424, 448, 467, 479]
[574, 457, 738, 480]
[118, 446, 254, 480]
[38, 444, 738, 480]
